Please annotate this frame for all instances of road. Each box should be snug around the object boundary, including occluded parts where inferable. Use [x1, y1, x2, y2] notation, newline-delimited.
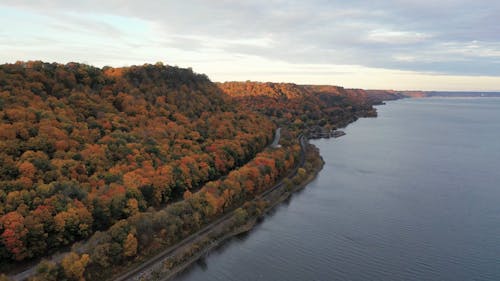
[10, 129, 302, 281]
[114, 134, 307, 281]
[9, 128, 285, 281]
[10, 246, 73, 281]
[270, 127, 281, 148]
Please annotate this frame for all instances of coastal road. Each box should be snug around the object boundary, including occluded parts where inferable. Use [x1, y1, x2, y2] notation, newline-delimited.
[114, 134, 307, 281]
[9, 128, 284, 281]
[261, 134, 305, 198]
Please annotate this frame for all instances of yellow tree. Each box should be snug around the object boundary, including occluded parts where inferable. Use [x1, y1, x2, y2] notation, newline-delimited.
[61, 252, 90, 281]
[123, 233, 138, 257]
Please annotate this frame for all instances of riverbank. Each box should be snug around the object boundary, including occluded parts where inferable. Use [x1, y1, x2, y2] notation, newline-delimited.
[129, 143, 324, 281]
[168, 97, 500, 281]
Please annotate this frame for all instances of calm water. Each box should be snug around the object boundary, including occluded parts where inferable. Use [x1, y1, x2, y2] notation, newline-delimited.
[174, 98, 500, 281]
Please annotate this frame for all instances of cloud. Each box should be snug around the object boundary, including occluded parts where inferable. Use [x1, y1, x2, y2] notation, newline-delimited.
[0, 0, 499, 89]
[366, 30, 432, 44]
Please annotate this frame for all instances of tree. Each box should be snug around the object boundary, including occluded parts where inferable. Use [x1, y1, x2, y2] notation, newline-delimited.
[125, 198, 139, 216]
[18, 161, 36, 179]
[123, 233, 138, 257]
[183, 190, 193, 200]
[61, 252, 90, 281]
[0, 211, 28, 260]
[283, 178, 293, 192]
[233, 208, 248, 226]
[33, 259, 60, 281]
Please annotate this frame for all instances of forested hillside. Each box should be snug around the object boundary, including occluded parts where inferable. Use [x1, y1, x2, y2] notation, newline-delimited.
[218, 82, 399, 134]
[0, 62, 402, 281]
[0, 62, 275, 263]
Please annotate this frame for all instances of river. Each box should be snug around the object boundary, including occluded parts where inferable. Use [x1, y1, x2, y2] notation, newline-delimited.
[173, 97, 500, 281]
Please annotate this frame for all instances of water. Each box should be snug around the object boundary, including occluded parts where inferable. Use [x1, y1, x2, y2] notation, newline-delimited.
[174, 98, 500, 281]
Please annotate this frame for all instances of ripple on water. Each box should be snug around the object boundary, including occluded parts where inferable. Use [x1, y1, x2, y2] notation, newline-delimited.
[173, 98, 500, 281]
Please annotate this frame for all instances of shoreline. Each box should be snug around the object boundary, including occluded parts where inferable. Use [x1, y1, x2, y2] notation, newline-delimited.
[9, 113, 378, 281]
[151, 101, 397, 281]
[131, 143, 325, 281]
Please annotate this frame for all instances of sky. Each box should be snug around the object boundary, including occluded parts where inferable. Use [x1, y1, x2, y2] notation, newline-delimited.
[1, 0, 499, 91]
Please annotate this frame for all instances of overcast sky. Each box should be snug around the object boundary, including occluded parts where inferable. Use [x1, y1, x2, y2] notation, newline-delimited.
[1, 0, 499, 90]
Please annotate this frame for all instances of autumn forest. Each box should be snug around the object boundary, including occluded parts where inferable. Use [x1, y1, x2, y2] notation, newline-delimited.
[0, 61, 399, 281]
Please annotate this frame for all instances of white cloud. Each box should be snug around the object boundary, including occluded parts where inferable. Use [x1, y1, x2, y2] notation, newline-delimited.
[367, 30, 432, 44]
[0, 0, 499, 90]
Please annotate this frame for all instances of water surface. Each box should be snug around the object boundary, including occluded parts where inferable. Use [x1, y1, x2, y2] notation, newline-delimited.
[174, 98, 500, 281]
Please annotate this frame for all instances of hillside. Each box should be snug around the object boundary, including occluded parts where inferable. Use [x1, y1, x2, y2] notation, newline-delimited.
[0, 63, 403, 281]
[0, 62, 275, 263]
[218, 82, 400, 135]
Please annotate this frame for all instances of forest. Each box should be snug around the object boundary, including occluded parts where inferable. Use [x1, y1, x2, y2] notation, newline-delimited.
[218, 82, 400, 134]
[0, 61, 275, 264]
[0, 62, 399, 281]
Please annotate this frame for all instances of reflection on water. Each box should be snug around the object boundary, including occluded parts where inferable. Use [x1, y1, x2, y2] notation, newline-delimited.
[174, 98, 500, 281]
